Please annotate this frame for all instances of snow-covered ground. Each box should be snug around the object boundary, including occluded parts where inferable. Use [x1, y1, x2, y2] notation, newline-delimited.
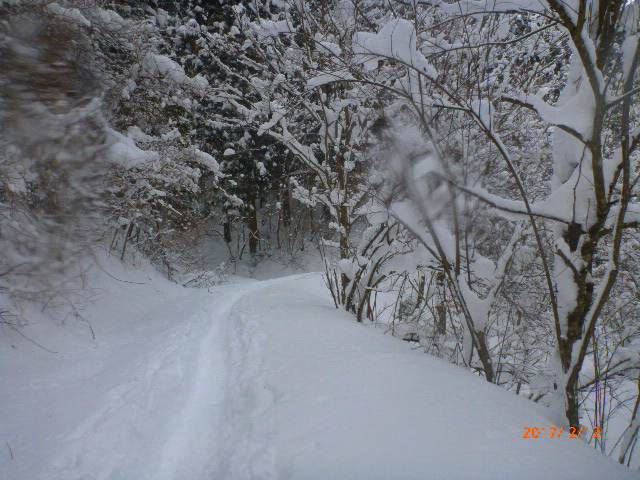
[1, 258, 634, 479]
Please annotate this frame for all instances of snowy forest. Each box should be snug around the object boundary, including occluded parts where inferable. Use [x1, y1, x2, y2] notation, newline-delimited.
[1, 0, 640, 478]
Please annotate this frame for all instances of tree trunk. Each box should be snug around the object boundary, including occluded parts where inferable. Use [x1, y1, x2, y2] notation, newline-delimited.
[281, 181, 291, 228]
[223, 215, 232, 244]
[475, 331, 494, 383]
[554, 226, 596, 429]
[247, 190, 259, 256]
[436, 303, 446, 335]
[279, 181, 291, 250]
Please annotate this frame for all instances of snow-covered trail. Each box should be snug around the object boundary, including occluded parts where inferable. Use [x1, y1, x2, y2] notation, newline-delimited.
[1, 267, 636, 479]
[1, 259, 265, 480]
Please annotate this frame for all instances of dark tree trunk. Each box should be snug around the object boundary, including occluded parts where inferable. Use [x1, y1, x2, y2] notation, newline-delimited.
[223, 215, 232, 244]
[247, 190, 259, 256]
[281, 182, 291, 228]
[436, 303, 446, 335]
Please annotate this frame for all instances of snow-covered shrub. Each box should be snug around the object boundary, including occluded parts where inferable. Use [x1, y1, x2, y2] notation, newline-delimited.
[323, 222, 404, 322]
[107, 133, 224, 278]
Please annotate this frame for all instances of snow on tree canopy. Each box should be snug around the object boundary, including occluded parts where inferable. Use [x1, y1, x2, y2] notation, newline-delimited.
[141, 53, 209, 93]
[353, 19, 437, 77]
[106, 128, 159, 169]
[193, 149, 220, 174]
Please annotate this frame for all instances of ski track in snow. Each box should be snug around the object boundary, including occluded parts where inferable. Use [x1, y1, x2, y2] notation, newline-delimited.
[51, 283, 261, 480]
[152, 284, 256, 480]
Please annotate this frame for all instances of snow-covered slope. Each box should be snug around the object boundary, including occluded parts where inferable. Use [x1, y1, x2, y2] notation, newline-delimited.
[215, 274, 634, 480]
[1, 264, 634, 479]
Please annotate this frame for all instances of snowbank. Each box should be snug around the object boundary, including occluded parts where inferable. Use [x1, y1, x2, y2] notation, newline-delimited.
[217, 274, 635, 480]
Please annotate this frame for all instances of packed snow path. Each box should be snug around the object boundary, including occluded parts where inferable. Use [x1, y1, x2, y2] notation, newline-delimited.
[1, 270, 635, 479]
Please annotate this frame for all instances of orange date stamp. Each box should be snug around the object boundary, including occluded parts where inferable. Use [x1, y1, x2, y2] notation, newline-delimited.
[522, 425, 601, 440]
